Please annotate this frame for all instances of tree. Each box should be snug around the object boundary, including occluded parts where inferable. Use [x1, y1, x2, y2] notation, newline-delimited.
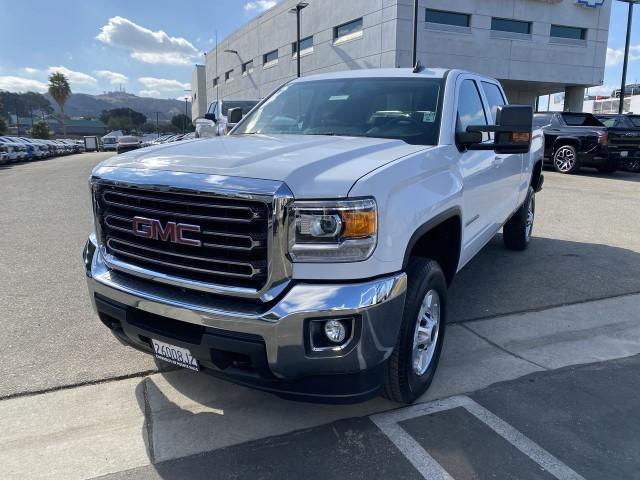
[48, 72, 71, 135]
[30, 121, 51, 139]
[0, 117, 6, 135]
[100, 108, 147, 133]
[171, 114, 194, 132]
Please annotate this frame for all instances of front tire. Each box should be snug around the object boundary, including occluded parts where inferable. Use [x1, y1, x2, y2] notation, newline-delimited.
[383, 258, 447, 404]
[503, 186, 535, 251]
[553, 145, 580, 174]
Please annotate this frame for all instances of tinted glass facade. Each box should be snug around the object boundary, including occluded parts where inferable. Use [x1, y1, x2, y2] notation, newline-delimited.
[425, 9, 470, 28]
[491, 18, 531, 34]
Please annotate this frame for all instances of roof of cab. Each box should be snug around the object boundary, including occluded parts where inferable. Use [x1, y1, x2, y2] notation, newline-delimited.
[293, 68, 451, 82]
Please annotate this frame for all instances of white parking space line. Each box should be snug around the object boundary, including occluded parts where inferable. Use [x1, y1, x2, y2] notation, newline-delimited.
[370, 395, 586, 480]
[372, 419, 454, 480]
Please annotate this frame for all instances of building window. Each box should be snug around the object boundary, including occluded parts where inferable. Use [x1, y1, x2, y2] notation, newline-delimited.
[225, 69, 233, 83]
[213, 77, 219, 87]
[292, 36, 313, 56]
[491, 18, 531, 35]
[334, 18, 363, 44]
[263, 49, 278, 67]
[242, 60, 254, 75]
[550, 25, 586, 40]
[425, 9, 470, 28]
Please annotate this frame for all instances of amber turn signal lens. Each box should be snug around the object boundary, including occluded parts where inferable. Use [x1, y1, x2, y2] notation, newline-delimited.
[342, 209, 377, 238]
[512, 132, 531, 143]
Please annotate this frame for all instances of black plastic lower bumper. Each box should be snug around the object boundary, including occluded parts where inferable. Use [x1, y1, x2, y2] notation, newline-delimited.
[95, 294, 384, 404]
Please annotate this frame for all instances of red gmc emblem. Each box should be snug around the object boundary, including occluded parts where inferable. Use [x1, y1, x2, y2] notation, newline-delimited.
[132, 216, 202, 247]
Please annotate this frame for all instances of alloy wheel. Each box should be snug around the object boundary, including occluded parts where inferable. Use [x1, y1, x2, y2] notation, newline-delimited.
[554, 147, 576, 172]
[412, 289, 441, 376]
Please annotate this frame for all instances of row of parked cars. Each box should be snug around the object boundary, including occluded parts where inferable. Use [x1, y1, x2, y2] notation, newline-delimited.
[112, 132, 196, 155]
[0, 136, 85, 164]
[534, 112, 640, 174]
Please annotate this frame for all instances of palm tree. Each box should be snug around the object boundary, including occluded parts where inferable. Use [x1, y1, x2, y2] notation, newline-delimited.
[48, 72, 71, 135]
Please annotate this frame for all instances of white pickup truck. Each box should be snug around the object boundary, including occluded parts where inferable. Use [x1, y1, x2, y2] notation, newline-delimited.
[84, 68, 544, 404]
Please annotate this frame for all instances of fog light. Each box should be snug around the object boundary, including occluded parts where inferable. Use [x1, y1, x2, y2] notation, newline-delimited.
[324, 319, 346, 343]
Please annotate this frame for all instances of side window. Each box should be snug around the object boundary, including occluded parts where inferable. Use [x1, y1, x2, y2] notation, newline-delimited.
[457, 79, 488, 141]
[481, 82, 506, 121]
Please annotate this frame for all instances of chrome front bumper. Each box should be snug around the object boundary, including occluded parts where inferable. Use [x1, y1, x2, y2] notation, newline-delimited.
[84, 236, 407, 382]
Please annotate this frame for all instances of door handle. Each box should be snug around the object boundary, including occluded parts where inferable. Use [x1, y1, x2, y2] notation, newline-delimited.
[493, 155, 504, 167]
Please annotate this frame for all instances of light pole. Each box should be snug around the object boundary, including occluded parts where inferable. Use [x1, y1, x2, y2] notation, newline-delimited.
[183, 89, 192, 134]
[154, 111, 160, 138]
[411, 0, 419, 67]
[618, 0, 640, 113]
[289, 2, 309, 77]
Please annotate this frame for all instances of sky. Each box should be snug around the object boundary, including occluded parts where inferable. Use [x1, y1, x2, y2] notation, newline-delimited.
[0, 0, 638, 100]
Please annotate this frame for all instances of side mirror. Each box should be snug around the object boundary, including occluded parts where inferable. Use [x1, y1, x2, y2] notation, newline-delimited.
[194, 117, 217, 138]
[227, 107, 243, 125]
[455, 130, 483, 149]
[465, 105, 533, 154]
[204, 113, 217, 122]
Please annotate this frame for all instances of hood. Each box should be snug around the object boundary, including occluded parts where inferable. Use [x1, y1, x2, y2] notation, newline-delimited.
[97, 134, 430, 197]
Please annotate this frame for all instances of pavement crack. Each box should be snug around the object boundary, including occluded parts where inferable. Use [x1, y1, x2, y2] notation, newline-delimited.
[142, 378, 156, 465]
[460, 323, 549, 371]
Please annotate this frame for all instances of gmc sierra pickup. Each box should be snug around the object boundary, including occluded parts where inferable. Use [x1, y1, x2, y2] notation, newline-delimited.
[84, 68, 544, 404]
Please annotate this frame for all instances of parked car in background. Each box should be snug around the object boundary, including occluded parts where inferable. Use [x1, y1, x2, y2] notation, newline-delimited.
[196, 99, 259, 137]
[103, 136, 118, 152]
[0, 145, 8, 164]
[116, 136, 142, 154]
[595, 114, 640, 173]
[534, 112, 616, 174]
[0, 137, 27, 161]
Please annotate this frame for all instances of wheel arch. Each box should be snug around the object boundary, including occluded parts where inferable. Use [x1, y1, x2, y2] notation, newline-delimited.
[553, 137, 581, 153]
[402, 208, 462, 286]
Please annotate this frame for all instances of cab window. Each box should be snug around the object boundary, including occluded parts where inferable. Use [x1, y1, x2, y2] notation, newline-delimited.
[456, 79, 489, 141]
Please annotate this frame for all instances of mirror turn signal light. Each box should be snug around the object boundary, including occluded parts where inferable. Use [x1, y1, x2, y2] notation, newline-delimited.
[511, 132, 531, 144]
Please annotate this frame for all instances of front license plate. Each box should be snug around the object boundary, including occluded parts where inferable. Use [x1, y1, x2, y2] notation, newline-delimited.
[620, 151, 629, 158]
[151, 339, 199, 371]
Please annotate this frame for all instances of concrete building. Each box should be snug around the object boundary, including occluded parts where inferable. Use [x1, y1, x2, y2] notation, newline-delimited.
[192, 0, 612, 119]
[191, 65, 208, 119]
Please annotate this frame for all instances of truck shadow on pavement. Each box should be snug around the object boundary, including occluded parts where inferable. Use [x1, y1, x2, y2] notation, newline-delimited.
[129, 234, 640, 474]
[449, 234, 640, 322]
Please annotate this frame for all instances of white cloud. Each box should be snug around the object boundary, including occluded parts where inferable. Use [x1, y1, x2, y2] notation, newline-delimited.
[138, 77, 190, 91]
[47, 66, 97, 85]
[139, 89, 161, 97]
[244, 1, 277, 12]
[606, 46, 640, 67]
[0, 76, 48, 92]
[24, 67, 39, 74]
[95, 70, 129, 85]
[96, 16, 198, 65]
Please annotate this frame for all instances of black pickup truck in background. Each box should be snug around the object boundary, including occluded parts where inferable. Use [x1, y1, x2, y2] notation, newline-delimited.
[533, 111, 640, 174]
[595, 114, 640, 173]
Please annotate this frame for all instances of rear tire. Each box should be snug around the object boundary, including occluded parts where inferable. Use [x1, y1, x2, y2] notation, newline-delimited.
[553, 145, 580, 174]
[503, 186, 535, 251]
[383, 258, 447, 404]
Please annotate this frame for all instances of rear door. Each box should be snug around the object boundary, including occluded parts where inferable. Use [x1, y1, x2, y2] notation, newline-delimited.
[479, 81, 524, 221]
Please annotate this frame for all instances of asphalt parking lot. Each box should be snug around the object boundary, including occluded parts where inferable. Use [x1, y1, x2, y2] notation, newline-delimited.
[1, 152, 640, 479]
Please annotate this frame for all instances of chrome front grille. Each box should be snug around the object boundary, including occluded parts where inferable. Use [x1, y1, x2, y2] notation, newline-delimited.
[96, 184, 270, 290]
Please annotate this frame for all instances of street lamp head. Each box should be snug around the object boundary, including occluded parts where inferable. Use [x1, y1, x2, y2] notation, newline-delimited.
[224, 49, 239, 54]
[289, 2, 309, 12]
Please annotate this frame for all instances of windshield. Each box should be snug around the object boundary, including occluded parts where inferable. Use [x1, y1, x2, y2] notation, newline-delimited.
[233, 77, 444, 145]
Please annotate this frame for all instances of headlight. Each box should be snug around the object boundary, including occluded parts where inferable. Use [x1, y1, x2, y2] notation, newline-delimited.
[288, 198, 377, 262]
